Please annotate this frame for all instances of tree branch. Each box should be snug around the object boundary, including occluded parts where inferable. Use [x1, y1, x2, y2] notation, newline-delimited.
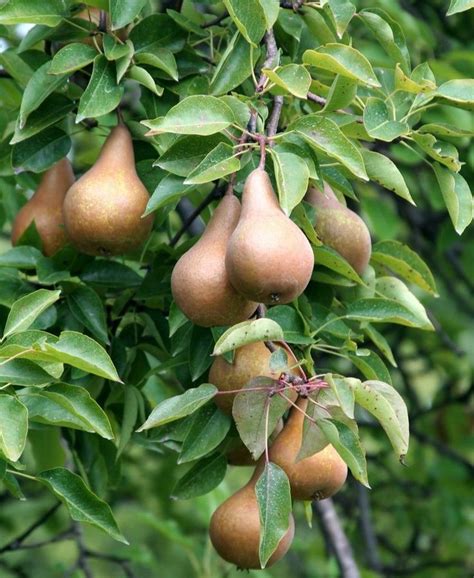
[267, 95, 284, 140]
[356, 484, 385, 575]
[85, 550, 137, 578]
[256, 29, 279, 92]
[313, 499, 361, 578]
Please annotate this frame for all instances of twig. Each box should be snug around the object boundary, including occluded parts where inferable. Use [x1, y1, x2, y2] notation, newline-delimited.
[267, 95, 284, 141]
[280, 0, 305, 9]
[72, 523, 94, 578]
[256, 29, 279, 92]
[170, 184, 225, 246]
[307, 91, 327, 106]
[356, 484, 385, 575]
[313, 499, 361, 578]
[411, 428, 473, 473]
[0, 502, 61, 554]
[85, 550, 136, 578]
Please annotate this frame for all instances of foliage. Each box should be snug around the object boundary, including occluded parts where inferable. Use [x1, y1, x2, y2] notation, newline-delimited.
[0, 1, 472, 577]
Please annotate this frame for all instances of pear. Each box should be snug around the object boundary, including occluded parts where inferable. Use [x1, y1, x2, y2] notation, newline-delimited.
[269, 397, 347, 501]
[63, 124, 154, 256]
[306, 184, 371, 274]
[11, 158, 74, 257]
[209, 341, 300, 414]
[225, 169, 314, 304]
[209, 466, 295, 569]
[171, 195, 258, 327]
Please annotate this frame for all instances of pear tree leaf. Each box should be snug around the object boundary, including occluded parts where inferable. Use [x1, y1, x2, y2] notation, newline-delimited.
[263, 64, 312, 99]
[361, 149, 414, 204]
[346, 298, 431, 328]
[178, 405, 231, 463]
[184, 143, 240, 185]
[348, 350, 393, 384]
[3, 289, 61, 339]
[270, 149, 310, 215]
[49, 43, 97, 75]
[171, 453, 227, 499]
[222, 0, 267, 46]
[213, 319, 284, 356]
[0, 394, 28, 462]
[256, 463, 292, 569]
[363, 98, 409, 142]
[447, 0, 474, 15]
[432, 163, 473, 234]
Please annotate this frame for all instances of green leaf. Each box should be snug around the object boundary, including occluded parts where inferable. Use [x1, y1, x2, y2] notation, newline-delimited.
[0, 394, 28, 462]
[3, 289, 61, 340]
[137, 384, 217, 430]
[348, 350, 392, 384]
[19, 62, 68, 129]
[418, 123, 474, 138]
[371, 240, 437, 295]
[394, 63, 436, 94]
[65, 285, 109, 343]
[0, 1, 70, 26]
[38, 468, 128, 543]
[184, 143, 240, 185]
[256, 463, 292, 569]
[323, 75, 357, 112]
[264, 64, 312, 99]
[326, 374, 356, 419]
[43, 331, 121, 381]
[210, 32, 254, 96]
[346, 298, 432, 328]
[361, 149, 414, 204]
[117, 386, 139, 457]
[76, 55, 124, 123]
[0, 359, 54, 386]
[327, 0, 356, 38]
[11, 94, 75, 145]
[351, 380, 409, 460]
[49, 43, 97, 75]
[318, 419, 369, 486]
[233, 378, 291, 459]
[447, 0, 474, 15]
[21, 383, 114, 439]
[435, 79, 474, 110]
[290, 114, 368, 180]
[171, 453, 227, 499]
[178, 405, 231, 464]
[156, 134, 228, 177]
[303, 44, 381, 87]
[213, 319, 284, 356]
[363, 98, 409, 142]
[11, 127, 72, 173]
[433, 163, 473, 235]
[189, 326, 214, 381]
[223, 0, 267, 46]
[375, 277, 433, 330]
[103, 35, 133, 60]
[144, 174, 194, 215]
[0, 247, 41, 270]
[314, 245, 363, 283]
[142, 95, 235, 136]
[129, 14, 185, 54]
[127, 65, 163, 96]
[109, 0, 147, 29]
[135, 49, 179, 81]
[363, 324, 397, 367]
[80, 260, 143, 289]
[270, 150, 309, 216]
[412, 132, 461, 172]
[358, 8, 410, 73]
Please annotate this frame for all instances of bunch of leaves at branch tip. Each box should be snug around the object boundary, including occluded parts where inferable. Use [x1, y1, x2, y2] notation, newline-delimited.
[226, 420, 284, 466]
[269, 397, 347, 501]
[209, 461, 295, 570]
[171, 195, 258, 327]
[11, 158, 75, 257]
[226, 168, 314, 304]
[306, 183, 372, 275]
[209, 341, 300, 414]
[63, 124, 154, 256]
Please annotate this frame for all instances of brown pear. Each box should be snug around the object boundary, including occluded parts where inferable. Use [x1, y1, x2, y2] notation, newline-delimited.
[225, 168, 314, 304]
[11, 158, 74, 257]
[226, 420, 284, 466]
[269, 397, 347, 501]
[306, 184, 371, 274]
[63, 124, 154, 256]
[209, 466, 295, 569]
[209, 341, 300, 414]
[171, 195, 258, 327]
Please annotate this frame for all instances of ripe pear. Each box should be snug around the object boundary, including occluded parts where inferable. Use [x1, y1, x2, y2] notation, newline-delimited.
[11, 158, 74, 257]
[209, 341, 300, 414]
[171, 195, 258, 327]
[225, 169, 314, 304]
[63, 124, 154, 256]
[269, 397, 347, 501]
[226, 420, 284, 466]
[209, 466, 295, 569]
[306, 184, 371, 274]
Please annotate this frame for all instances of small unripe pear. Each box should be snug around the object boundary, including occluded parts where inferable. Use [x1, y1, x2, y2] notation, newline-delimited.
[269, 397, 347, 500]
[209, 466, 294, 569]
[11, 158, 74, 256]
[226, 169, 314, 304]
[306, 184, 371, 275]
[63, 124, 154, 256]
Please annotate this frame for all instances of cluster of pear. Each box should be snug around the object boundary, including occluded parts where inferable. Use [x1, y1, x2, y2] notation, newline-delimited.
[207, 340, 347, 569]
[171, 168, 315, 327]
[11, 124, 154, 257]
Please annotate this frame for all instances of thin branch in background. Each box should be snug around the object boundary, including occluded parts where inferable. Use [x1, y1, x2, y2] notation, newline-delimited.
[72, 523, 94, 578]
[171, 184, 225, 246]
[0, 502, 61, 554]
[85, 550, 137, 578]
[356, 484, 385, 576]
[411, 428, 474, 473]
[313, 499, 361, 578]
